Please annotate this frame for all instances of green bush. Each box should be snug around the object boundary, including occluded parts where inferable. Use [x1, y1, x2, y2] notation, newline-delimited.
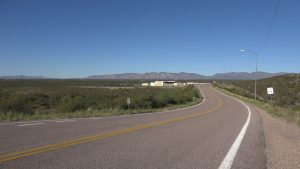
[0, 80, 201, 120]
[1, 94, 34, 115]
[58, 95, 89, 112]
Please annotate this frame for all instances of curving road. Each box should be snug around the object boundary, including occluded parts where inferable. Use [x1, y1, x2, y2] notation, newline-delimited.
[0, 84, 266, 169]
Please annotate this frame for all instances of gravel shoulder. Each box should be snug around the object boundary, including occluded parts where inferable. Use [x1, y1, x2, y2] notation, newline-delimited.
[256, 107, 300, 169]
[215, 86, 300, 169]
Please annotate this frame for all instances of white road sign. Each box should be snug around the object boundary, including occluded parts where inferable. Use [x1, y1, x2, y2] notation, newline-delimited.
[267, 87, 274, 95]
[127, 98, 131, 105]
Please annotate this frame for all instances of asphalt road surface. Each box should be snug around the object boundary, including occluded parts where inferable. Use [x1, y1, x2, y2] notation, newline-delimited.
[0, 84, 266, 169]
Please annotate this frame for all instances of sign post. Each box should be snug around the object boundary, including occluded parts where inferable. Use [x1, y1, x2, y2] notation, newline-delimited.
[127, 98, 131, 109]
[267, 87, 274, 108]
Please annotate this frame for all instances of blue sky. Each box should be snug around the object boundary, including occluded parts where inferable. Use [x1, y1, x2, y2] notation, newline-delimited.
[0, 0, 299, 78]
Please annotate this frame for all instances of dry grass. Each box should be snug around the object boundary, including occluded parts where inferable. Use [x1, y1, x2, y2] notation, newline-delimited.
[215, 85, 300, 127]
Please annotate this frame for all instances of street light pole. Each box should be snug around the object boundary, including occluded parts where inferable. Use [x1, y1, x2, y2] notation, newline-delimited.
[255, 55, 257, 100]
[240, 49, 259, 100]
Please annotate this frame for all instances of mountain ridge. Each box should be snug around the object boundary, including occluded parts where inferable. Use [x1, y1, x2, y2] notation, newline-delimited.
[86, 72, 289, 80]
[0, 72, 290, 80]
[0, 75, 47, 79]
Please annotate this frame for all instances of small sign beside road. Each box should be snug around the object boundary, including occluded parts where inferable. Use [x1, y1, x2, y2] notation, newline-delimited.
[267, 87, 274, 95]
[127, 98, 131, 105]
[127, 98, 131, 109]
[267, 87, 274, 109]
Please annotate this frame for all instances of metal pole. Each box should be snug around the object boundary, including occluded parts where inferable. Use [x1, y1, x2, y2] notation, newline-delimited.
[255, 55, 257, 100]
[271, 94, 273, 109]
[222, 75, 224, 85]
[240, 49, 259, 100]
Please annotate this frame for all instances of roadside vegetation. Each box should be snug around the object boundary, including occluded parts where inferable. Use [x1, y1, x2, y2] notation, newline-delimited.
[0, 80, 202, 121]
[214, 74, 300, 126]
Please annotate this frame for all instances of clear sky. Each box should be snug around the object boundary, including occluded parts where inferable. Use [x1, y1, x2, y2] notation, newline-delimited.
[1, 0, 299, 78]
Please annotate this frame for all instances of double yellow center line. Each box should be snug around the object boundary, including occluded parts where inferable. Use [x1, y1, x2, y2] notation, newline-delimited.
[0, 96, 223, 164]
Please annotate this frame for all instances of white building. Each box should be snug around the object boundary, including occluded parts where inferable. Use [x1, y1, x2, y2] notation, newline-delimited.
[143, 81, 190, 87]
[142, 82, 149, 86]
[150, 81, 164, 87]
[163, 81, 176, 87]
[174, 82, 186, 87]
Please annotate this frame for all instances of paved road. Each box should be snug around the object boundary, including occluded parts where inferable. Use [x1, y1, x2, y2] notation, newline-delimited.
[0, 85, 266, 169]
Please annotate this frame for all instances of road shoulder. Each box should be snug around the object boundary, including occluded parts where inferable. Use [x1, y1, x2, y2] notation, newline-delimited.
[257, 107, 300, 169]
[214, 86, 300, 169]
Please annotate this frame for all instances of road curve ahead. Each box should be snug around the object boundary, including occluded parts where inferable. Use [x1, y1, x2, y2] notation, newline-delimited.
[0, 84, 266, 169]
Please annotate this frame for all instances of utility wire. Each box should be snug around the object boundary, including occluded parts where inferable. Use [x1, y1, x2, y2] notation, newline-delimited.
[258, 0, 281, 53]
[238, 56, 256, 72]
[229, 55, 256, 73]
[220, 55, 256, 74]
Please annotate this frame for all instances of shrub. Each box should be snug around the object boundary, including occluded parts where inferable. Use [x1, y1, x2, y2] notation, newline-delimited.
[0, 79, 201, 120]
[59, 95, 89, 112]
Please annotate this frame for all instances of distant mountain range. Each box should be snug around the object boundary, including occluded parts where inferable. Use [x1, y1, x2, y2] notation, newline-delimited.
[0, 72, 289, 80]
[86, 72, 289, 80]
[210, 72, 288, 80]
[0, 75, 47, 79]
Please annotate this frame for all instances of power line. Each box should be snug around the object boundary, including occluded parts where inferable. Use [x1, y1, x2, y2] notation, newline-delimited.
[220, 55, 256, 74]
[238, 56, 256, 72]
[258, 0, 281, 53]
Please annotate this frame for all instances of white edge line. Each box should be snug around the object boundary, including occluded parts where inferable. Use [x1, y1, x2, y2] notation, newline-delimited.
[55, 120, 75, 123]
[209, 86, 252, 169]
[18, 123, 44, 127]
[198, 86, 206, 104]
[0, 120, 48, 125]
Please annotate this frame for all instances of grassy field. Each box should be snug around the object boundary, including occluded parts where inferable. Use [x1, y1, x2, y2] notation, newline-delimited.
[215, 74, 300, 126]
[0, 80, 202, 121]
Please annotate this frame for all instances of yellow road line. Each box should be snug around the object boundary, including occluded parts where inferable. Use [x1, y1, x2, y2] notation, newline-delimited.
[0, 95, 223, 164]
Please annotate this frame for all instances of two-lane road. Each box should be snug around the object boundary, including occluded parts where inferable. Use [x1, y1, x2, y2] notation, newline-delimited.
[0, 84, 266, 169]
